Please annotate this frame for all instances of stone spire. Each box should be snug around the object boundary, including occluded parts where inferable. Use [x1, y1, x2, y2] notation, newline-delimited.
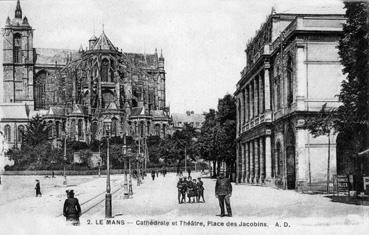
[15, 0, 22, 19]
[5, 16, 11, 26]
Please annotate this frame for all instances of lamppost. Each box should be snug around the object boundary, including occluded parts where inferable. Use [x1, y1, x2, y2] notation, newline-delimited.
[61, 132, 67, 186]
[104, 121, 112, 218]
[123, 135, 129, 199]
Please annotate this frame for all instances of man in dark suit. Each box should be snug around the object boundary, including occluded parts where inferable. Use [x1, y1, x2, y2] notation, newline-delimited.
[63, 190, 81, 225]
[215, 172, 232, 217]
[35, 179, 42, 197]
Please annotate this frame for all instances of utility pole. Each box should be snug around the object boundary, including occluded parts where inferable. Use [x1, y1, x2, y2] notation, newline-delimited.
[105, 128, 112, 218]
[63, 133, 67, 186]
[123, 135, 129, 199]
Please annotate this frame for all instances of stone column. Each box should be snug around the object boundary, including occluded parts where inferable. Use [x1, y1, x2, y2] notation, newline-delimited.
[250, 139, 254, 183]
[250, 84, 254, 119]
[245, 88, 249, 122]
[244, 142, 248, 183]
[260, 137, 265, 183]
[243, 90, 246, 124]
[296, 127, 307, 190]
[241, 143, 246, 183]
[255, 138, 260, 183]
[240, 92, 245, 127]
[296, 44, 307, 111]
[254, 79, 259, 117]
[241, 143, 245, 183]
[265, 135, 272, 180]
[236, 99, 240, 137]
[246, 142, 250, 183]
[236, 143, 240, 184]
[259, 74, 264, 114]
[264, 65, 272, 122]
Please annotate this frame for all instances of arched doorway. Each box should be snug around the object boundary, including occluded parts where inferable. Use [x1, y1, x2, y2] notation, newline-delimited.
[285, 126, 296, 189]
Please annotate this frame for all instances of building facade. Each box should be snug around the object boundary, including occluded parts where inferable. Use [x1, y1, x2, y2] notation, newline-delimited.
[171, 111, 205, 132]
[1, 0, 170, 147]
[234, 11, 346, 191]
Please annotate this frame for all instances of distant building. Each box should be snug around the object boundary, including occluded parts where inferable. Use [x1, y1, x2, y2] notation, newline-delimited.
[171, 111, 205, 132]
[1, 0, 170, 148]
[234, 11, 345, 191]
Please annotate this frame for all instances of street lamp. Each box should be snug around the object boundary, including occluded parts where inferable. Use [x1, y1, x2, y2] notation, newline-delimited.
[61, 132, 67, 186]
[122, 135, 129, 199]
[104, 121, 112, 218]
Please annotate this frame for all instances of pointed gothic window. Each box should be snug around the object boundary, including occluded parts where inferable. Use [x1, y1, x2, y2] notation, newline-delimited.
[111, 118, 118, 136]
[78, 119, 83, 138]
[14, 34, 22, 63]
[18, 125, 24, 143]
[101, 59, 109, 82]
[4, 125, 11, 142]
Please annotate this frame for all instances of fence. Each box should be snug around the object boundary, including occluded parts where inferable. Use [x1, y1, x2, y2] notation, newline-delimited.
[3, 166, 194, 176]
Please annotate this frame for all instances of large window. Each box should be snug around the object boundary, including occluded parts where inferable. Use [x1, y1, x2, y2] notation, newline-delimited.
[34, 71, 47, 110]
[14, 34, 22, 63]
[4, 125, 11, 142]
[287, 55, 293, 107]
[18, 125, 24, 143]
[111, 118, 118, 136]
[55, 121, 60, 138]
[101, 59, 109, 82]
[78, 119, 83, 138]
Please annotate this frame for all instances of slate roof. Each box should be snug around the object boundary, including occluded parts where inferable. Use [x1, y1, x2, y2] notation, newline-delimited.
[35, 48, 79, 66]
[0, 104, 28, 120]
[92, 32, 117, 51]
[171, 113, 205, 125]
[125, 53, 159, 68]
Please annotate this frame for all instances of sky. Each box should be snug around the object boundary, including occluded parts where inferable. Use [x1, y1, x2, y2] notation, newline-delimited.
[0, 0, 344, 114]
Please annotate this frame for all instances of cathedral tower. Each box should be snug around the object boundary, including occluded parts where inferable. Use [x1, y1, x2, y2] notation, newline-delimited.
[2, 0, 34, 106]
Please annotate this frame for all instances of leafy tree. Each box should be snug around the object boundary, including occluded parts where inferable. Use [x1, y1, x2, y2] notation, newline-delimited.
[196, 94, 236, 178]
[216, 94, 236, 177]
[22, 114, 50, 146]
[336, 1, 369, 153]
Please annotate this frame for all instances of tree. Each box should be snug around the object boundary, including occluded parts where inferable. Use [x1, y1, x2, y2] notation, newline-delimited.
[336, 2, 369, 153]
[216, 94, 236, 178]
[305, 104, 336, 193]
[197, 109, 218, 176]
[196, 94, 237, 178]
[22, 114, 50, 146]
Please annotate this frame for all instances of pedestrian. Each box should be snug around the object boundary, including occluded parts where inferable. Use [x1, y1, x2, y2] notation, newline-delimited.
[215, 172, 232, 217]
[156, 169, 159, 178]
[191, 179, 199, 203]
[197, 177, 205, 202]
[52, 171, 55, 178]
[163, 168, 167, 177]
[187, 168, 191, 177]
[187, 176, 194, 203]
[151, 170, 156, 181]
[181, 177, 188, 203]
[35, 179, 42, 197]
[63, 190, 81, 226]
[177, 177, 184, 204]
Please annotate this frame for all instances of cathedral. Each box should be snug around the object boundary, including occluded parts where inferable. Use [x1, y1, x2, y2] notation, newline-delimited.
[1, 0, 170, 147]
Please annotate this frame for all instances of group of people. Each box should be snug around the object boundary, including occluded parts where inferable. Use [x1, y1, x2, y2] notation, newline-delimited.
[151, 168, 167, 180]
[177, 176, 205, 203]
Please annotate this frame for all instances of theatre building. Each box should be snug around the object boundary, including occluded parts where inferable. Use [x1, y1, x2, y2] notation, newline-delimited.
[234, 11, 345, 191]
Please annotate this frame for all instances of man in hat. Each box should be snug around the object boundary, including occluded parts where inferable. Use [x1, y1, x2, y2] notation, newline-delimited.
[215, 172, 232, 217]
[197, 177, 205, 202]
[177, 177, 184, 204]
[35, 179, 42, 197]
[63, 190, 81, 225]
